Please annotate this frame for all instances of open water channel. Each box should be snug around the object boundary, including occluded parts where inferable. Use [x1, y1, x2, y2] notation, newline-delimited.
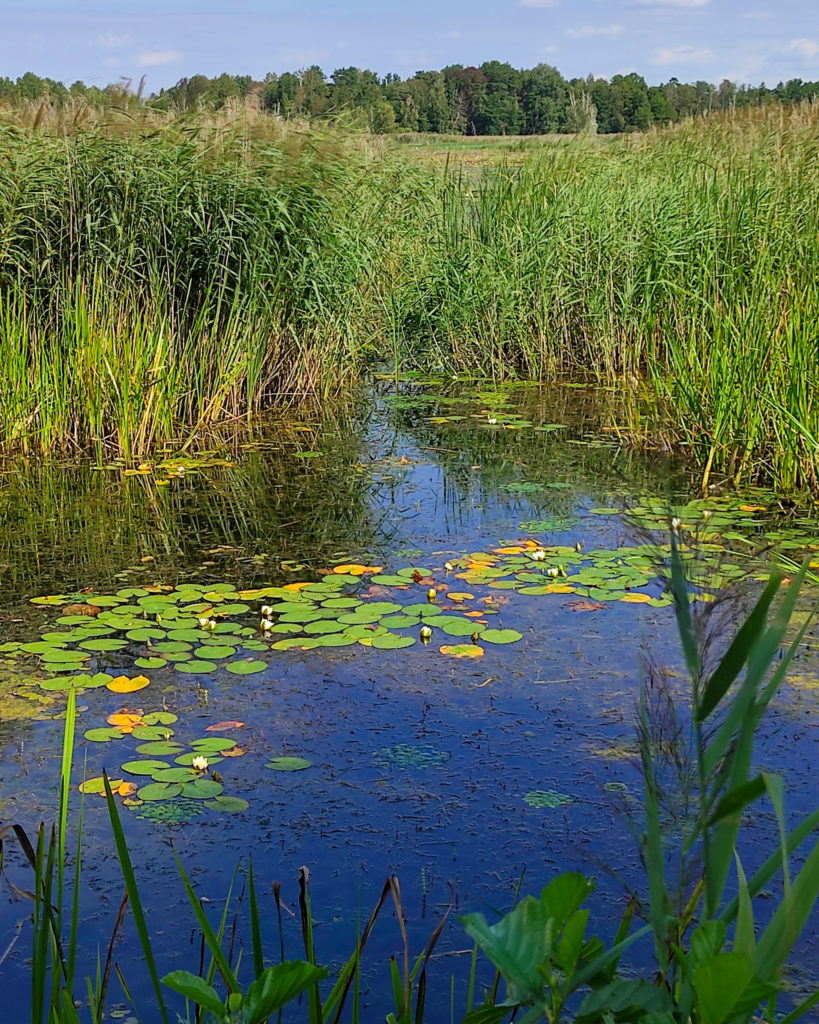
[0, 380, 816, 1022]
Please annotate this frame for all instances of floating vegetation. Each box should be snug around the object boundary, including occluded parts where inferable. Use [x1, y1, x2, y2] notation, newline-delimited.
[265, 757, 312, 772]
[524, 789, 574, 809]
[372, 744, 451, 771]
[3, 487, 814, 822]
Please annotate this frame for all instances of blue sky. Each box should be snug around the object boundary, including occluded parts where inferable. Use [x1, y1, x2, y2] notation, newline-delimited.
[2, 1, 818, 91]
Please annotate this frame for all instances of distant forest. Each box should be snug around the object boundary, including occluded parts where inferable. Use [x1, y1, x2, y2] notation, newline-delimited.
[3, 63, 818, 134]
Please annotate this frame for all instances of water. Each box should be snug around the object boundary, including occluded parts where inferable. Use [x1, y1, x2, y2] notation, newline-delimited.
[0, 381, 816, 1022]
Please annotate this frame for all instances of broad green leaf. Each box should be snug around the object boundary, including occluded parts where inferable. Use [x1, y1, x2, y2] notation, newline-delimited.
[243, 961, 328, 1024]
[162, 971, 225, 1019]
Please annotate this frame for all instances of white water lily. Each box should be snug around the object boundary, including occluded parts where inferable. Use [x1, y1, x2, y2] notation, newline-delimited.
[444, 561, 454, 573]
[260, 617, 273, 631]
[420, 624, 432, 642]
[197, 616, 210, 628]
[531, 549, 546, 561]
[191, 755, 208, 772]
[260, 604, 273, 616]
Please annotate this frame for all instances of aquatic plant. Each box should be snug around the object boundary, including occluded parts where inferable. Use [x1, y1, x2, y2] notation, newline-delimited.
[0, 105, 818, 491]
[462, 540, 819, 1024]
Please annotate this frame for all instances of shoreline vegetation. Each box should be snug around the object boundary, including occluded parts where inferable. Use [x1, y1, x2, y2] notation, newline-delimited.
[0, 101, 817, 491]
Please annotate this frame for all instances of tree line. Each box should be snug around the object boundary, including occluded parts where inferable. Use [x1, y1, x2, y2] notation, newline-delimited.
[2, 63, 817, 134]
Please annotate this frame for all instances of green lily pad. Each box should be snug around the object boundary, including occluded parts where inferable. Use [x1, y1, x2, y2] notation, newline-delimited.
[190, 737, 236, 751]
[142, 711, 178, 725]
[204, 796, 249, 812]
[193, 645, 236, 660]
[343, 624, 388, 639]
[436, 617, 483, 638]
[396, 567, 433, 579]
[135, 657, 168, 669]
[370, 634, 416, 650]
[175, 752, 224, 767]
[84, 727, 124, 742]
[152, 767, 198, 783]
[121, 759, 171, 776]
[265, 757, 312, 772]
[137, 782, 182, 802]
[135, 742, 185, 756]
[312, 633, 359, 647]
[271, 638, 322, 651]
[152, 640, 192, 654]
[226, 659, 266, 675]
[175, 660, 217, 674]
[180, 778, 224, 799]
[125, 628, 166, 642]
[479, 628, 523, 645]
[131, 725, 176, 740]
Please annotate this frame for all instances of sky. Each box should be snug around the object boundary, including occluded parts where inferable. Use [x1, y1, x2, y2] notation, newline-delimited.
[1, 0, 818, 93]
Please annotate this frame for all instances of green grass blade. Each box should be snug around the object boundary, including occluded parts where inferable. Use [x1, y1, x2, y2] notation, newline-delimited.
[102, 773, 171, 1024]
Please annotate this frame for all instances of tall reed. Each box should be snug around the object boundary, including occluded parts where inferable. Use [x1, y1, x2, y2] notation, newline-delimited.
[1, 103, 817, 490]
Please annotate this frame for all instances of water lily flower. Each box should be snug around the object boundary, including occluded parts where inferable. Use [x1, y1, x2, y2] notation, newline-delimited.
[427, 588, 437, 601]
[444, 561, 454, 573]
[192, 755, 208, 772]
[420, 625, 432, 642]
[702, 510, 713, 520]
[546, 566, 559, 578]
[260, 604, 273, 616]
[260, 617, 273, 631]
[671, 516, 681, 530]
[205, 619, 217, 631]
[575, 541, 583, 553]
[197, 616, 210, 628]
[487, 417, 498, 425]
[531, 549, 546, 561]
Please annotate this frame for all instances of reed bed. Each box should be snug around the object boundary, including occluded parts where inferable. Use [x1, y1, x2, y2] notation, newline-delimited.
[0, 102, 817, 490]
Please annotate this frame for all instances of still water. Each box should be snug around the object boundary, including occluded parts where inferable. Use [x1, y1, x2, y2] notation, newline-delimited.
[0, 381, 817, 1021]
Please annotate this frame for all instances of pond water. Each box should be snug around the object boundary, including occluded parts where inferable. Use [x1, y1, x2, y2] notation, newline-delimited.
[0, 380, 817, 1022]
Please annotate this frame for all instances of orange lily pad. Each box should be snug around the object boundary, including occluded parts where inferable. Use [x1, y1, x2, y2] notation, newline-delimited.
[440, 644, 484, 659]
[620, 592, 652, 603]
[107, 674, 151, 693]
[206, 720, 245, 731]
[220, 746, 245, 757]
[106, 711, 143, 732]
[118, 781, 139, 797]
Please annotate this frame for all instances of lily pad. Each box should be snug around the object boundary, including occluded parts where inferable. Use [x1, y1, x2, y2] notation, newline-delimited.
[137, 782, 182, 802]
[180, 778, 224, 799]
[135, 657, 168, 670]
[135, 742, 185, 756]
[266, 756, 312, 771]
[370, 634, 416, 650]
[190, 737, 236, 751]
[175, 660, 217, 674]
[439, 644, 484, 659]
[226, 659, 266, 675]
[204, 796, 249, 812]
[479, 629, 523, 645]
[131, 725, 176, 741]
[84, 727, 124, 742]
[142, 711, 178, 725]
[121, 759, 172, 776]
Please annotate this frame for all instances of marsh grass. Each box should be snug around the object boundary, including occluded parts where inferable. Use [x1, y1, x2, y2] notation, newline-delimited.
[0, 102, 817, 490]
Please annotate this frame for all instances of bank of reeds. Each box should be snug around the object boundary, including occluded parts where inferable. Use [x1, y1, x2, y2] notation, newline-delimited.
[1, 103, 817, 489]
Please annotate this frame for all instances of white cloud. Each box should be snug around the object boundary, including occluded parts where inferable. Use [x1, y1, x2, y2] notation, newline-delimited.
[565, 23, 623, 37]
[519, 0, 559, 7]
[135, 49, 181, 68]
[785, 38, 819, 58]
[632, 0, 709, 7]
[543, 44, 560, 54]
[97, 31, 132, 49]
[653, 44, 713, 64]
